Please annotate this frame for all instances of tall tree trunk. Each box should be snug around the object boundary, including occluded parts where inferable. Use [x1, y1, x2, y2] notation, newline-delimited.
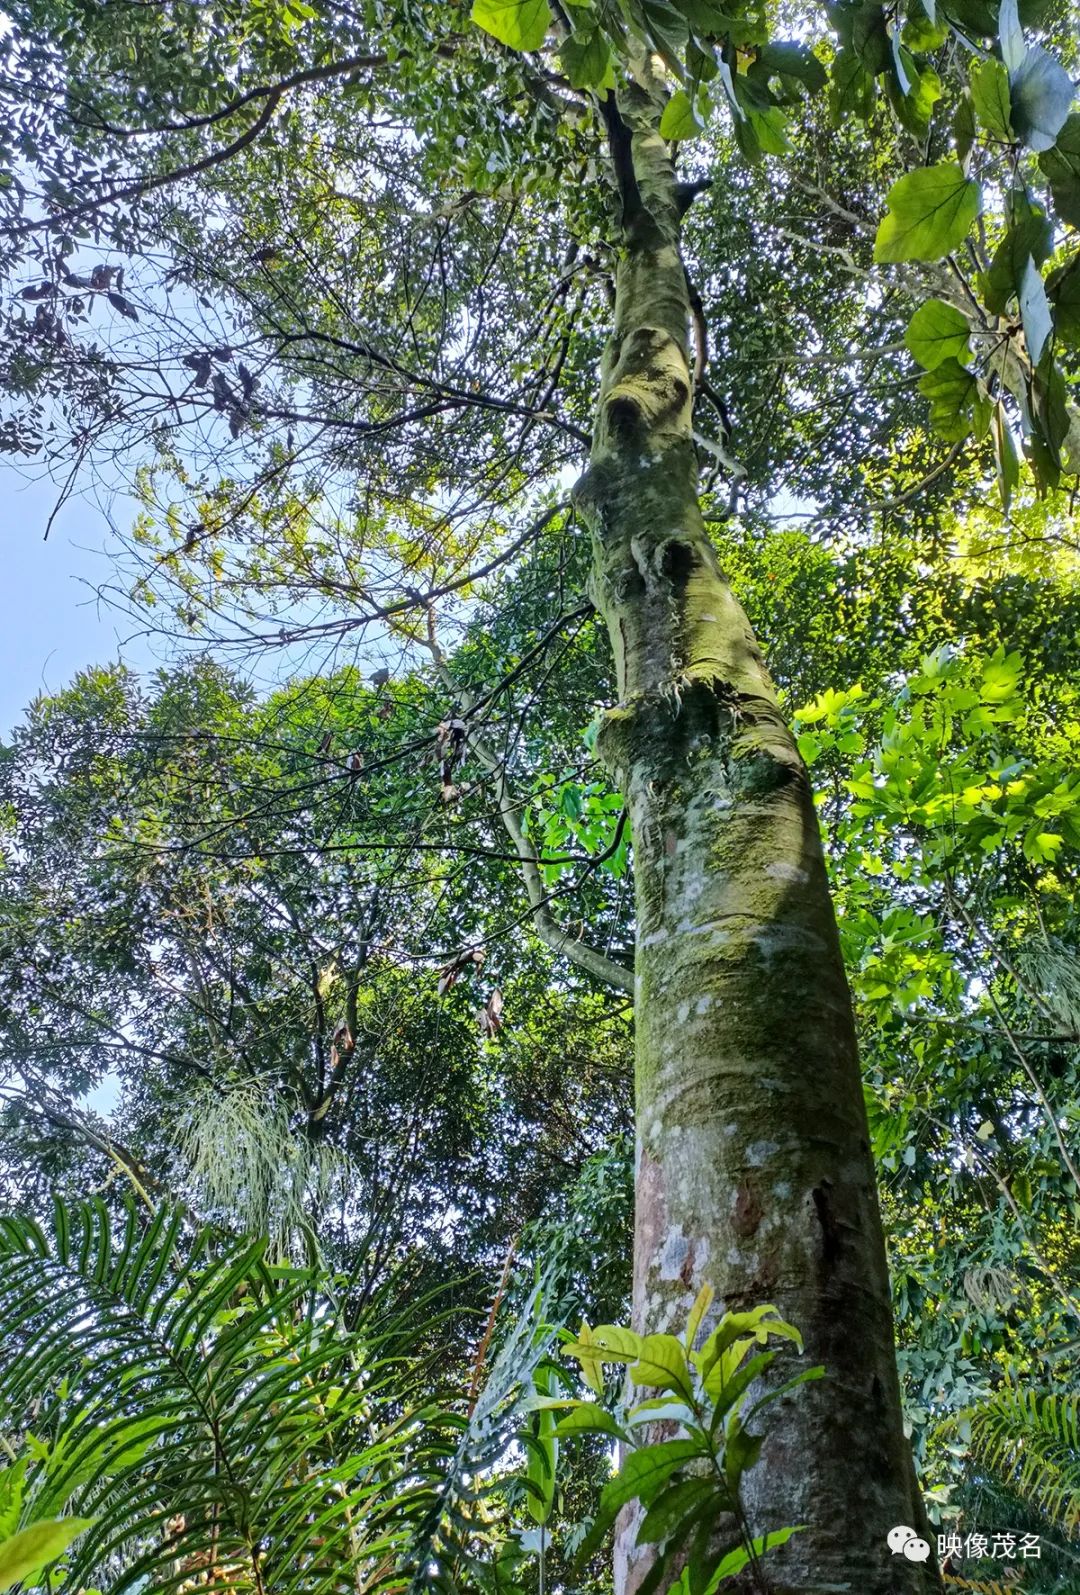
[573, 90, 937, 1594]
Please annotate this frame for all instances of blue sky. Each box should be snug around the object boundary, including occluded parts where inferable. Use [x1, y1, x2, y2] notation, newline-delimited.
[1, 468, 160, 737]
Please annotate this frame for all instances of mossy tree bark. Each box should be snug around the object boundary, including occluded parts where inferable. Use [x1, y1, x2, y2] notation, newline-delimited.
[572, 87, 939, 1595]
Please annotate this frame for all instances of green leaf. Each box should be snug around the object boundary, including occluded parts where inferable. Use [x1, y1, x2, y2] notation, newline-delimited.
[0, 1519, 94, 1592]
[524, 1382, 559, 1525]
[636, 1477, 717, 1545]
[703, 1348, 776, 1409]
[694, 1307, 803, 1381]
[630, 1333, 694, 1397]
[564, 1322, 643, 1374]
[702, 1525, 806, 1591]
[1031, 353, 1070, 464]
[830, 47, 876, 123]
[741, 103, 791, 157]
[723, 1419, 763, 1488]
[753, 42, 827, 93]
[886, 52, 942, 136]
[685, 1282, 715, 1350]
[660, 89, 705, 139]
[552, 1401, 623, 1438]
[905, 299, 970, 369]
[560, 29, 614, 88]
[604, 1438, 702, 1511]
[953, 92, 977, 166]
[992, 403, 1020, 510]
[1010, 47, 1075, 152]
[1039, 115, 1080, 226]
[918, 357, 978, 440]
[874, 163, 982, 263]
[998, 0, 1024, 73]
[1047, 256, 1080, 345]
[470, 0, 552, 51]
[1018, 256, 1052, 363]
[746, 1365, 827, 1420]
[983, 201, 1053, 314]
[849, 2, 889, 73]
[901, 9, 948, 49]
[970, 57, 1014, 140]
[563, 1321, 607, 1393]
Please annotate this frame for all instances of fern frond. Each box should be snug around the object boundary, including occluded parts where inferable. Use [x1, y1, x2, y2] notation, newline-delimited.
[0, 1197, 432, 1594]
[964, 1383, 1080, 1538]
[402, 1272, 559, 1594]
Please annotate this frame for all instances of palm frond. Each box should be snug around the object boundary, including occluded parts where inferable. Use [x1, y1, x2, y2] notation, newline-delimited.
[0, 1197, 431, 1594]
[963, 1383, 1080, 1538]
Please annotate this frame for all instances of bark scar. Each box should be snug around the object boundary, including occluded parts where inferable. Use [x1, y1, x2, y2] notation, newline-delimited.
[812, 1180, 842, 1272]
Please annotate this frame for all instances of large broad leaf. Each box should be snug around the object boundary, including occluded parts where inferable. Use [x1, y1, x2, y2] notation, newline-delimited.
[992, 403, 1020, 510]
[1032, 355, 1070, 465]
[1018, 256, 1052, 363]
[905, 299, 970, 369]
[470, 0, 552, 51]
[0, 1519, 93, 1592]
[752, 42, 827, 93]
[982, 207, 1053, 314]
[918, 358, 979, 440]
[1048, 257, 1080, 345]
[629, 1333, 694, 1397]
[886, 52, 942, 138]
[830, 47, 876, 123]
[970, 57, 1014, 141]
[1039, 114, 1080, 224]
[600, 1438, 702, 1514]
[560, 28, 614, 89]
[997, 0, 1025, 73]
[660, 89, 705, 139]
[874, 163, 981, 263]
[1009, 46, 1075, 152]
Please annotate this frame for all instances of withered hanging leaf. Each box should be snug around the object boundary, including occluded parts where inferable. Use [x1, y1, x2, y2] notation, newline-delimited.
[212, 345, 233, 362]
[108, 291, 139, 321]
[437, 716, 468, 762]
[438, 946, 486, 995]
[477, 988, 504, 1037]
[19, 283, 52, 300]
[238, 362, 256, 399]
[228, 408, 245, 438]
[62, 272, 90, 289]
[184, 351, 212, 387]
